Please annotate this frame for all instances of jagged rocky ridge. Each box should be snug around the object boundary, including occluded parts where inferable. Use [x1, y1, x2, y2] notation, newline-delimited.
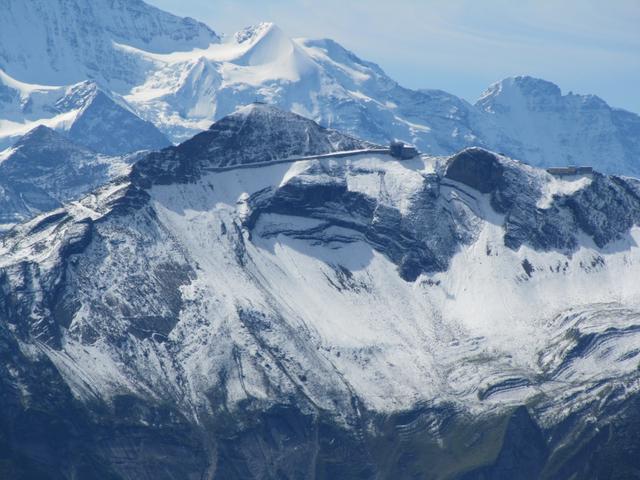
[1, 107, 640, 478]
[132, 103, 376, 185]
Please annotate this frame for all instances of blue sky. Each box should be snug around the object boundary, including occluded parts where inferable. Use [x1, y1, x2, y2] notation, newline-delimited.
[147, 0, 640, 113]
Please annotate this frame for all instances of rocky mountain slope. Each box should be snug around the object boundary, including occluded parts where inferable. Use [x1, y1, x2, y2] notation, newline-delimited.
[1, 0, 639, 175]
[1, 107, 640, 478]
[0, 125, 132, 232]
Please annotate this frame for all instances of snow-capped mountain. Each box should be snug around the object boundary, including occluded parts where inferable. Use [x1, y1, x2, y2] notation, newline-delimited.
[0, 72, 170, 154]
[1, 107, 639, 478]
[122, 24, 640, 174]
[61, 82, 171, 155]
[0, 0, 219, 88]
[476, 76, 640, 175]
[0, 125, 131, 232]
[123, 22, 485, 151]
[2, 0, 639, 176]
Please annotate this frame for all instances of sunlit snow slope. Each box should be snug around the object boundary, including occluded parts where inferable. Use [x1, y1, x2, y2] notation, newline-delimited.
[1, 107, 640, 477]
[1, 0, 639, 176]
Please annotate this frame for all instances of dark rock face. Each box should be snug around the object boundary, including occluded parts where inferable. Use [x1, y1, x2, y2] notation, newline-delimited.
[244, 164, 476, 281]
[500, 172, 640, 252]
[0, 333, 211, 480]
[443, 147, 640, 254]
[561, 175, 640, 248]
[1, 349, 639, 480]
[557, 395, 640, 479]
[0, 126, 104, 190]
[132, 103, 376, 186]
[445, 147, 505, 193]
[460, 407, 548, 480]
[243, 146, 640, 282]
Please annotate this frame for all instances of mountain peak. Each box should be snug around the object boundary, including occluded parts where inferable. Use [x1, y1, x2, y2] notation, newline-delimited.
[234, 22, 276, 44]
[301, 37, 384, 74]
[15, 124, 61, 144]
[477, 76, 562, 106]
[54, 80, 102, 111]
[211, 102, 304, 125]
[62, 83, 171, 155]
[0, 122, 131, 230]
[507, 76, 561, 95]
[10, 125, 90, 156]
[233, 23, 296, 67]
[132, 104, 375, 185]
[1, 124, 95, 183]
[199, 103, 374, 159]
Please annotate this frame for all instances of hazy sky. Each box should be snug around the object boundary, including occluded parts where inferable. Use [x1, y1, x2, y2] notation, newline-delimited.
[147, 0, 640, 113]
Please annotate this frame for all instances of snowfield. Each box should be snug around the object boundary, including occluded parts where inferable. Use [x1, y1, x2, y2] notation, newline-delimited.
[3, 147, 639, 428]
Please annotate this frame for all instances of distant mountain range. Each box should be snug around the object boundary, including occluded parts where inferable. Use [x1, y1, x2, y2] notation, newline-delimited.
[1, 0, 639, 175]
